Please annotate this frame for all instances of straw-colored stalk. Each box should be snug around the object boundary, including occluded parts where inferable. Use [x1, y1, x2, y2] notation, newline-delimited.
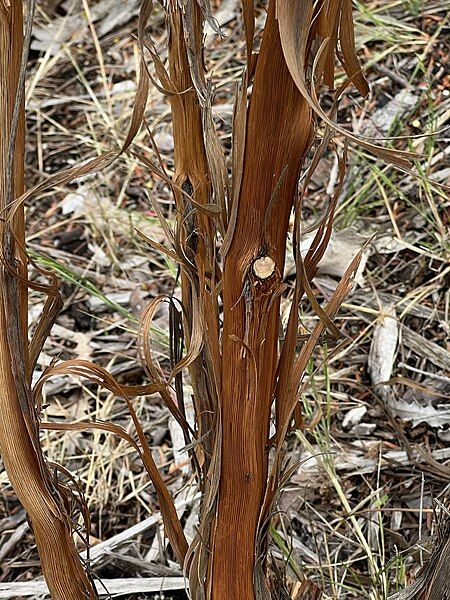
[0, 3, 97, 598]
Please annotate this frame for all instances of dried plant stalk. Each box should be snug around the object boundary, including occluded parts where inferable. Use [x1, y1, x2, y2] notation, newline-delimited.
[166, 0, 218, 467]
[0, 3, 97, 598]
[143, 1, 414, 598]
[209, 2, 312, 596]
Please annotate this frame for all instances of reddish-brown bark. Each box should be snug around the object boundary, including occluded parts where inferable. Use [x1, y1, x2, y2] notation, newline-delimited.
[209, 2, 312, 597]
[0, 4, 98, 598]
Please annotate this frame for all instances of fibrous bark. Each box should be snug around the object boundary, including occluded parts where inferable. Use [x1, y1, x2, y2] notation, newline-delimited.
[0, 3, 97, 598]
[147, 0, 389, 597]
[209, 2, 312, 597]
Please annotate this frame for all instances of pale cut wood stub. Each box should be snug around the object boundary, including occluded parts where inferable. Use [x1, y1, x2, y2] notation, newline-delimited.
[253, 255, 276, 279]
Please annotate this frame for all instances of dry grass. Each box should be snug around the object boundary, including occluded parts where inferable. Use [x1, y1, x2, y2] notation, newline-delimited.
[0, 1, 449, 598]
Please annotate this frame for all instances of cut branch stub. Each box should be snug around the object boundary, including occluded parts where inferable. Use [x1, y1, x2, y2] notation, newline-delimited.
[252, 255, 276, 280]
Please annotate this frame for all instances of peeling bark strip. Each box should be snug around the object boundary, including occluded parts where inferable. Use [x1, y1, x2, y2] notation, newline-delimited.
[166, 0, 219, 476]
[165, 3, 223, 594]
[0, 3, 97, 598]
